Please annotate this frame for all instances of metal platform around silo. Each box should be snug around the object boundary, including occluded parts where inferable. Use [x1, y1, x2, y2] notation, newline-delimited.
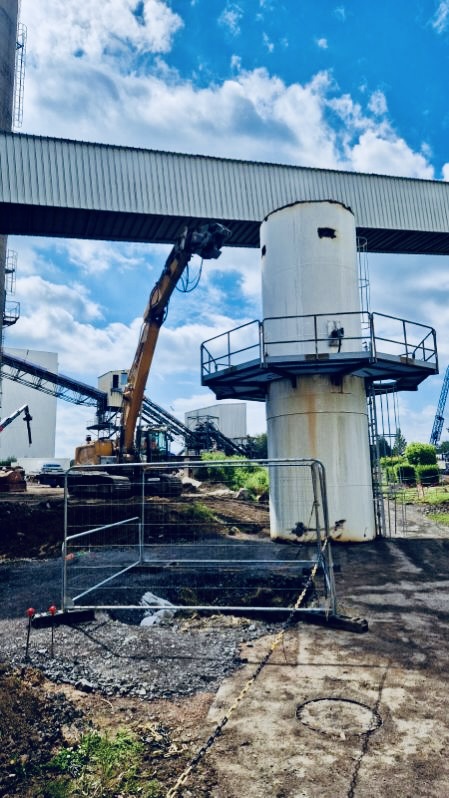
[201, 311, 438, 401]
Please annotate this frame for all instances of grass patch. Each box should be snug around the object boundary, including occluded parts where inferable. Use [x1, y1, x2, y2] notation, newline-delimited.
[427, 512, 449, 526]
[176, 501, 218, 522]
[420, 488, 449, 505]
[44, 729, 164, 797]
[197, 453, 269, 498]
[384, 485, 449, 506]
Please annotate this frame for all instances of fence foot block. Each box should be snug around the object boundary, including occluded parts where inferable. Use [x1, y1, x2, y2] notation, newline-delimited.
[295, 610, 369, 633]
[31, 608, 95, 628]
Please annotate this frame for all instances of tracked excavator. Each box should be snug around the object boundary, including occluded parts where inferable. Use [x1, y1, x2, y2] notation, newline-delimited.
[70, 222, 231, 497]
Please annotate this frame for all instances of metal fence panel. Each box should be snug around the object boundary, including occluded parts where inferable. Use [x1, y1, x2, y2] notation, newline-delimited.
[63, 458, 336, 620]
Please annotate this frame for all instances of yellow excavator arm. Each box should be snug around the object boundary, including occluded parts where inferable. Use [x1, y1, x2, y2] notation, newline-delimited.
[119, 222, 231, 460]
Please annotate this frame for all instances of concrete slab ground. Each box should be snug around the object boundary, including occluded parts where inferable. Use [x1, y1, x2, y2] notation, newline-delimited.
[203, 536, 449, 797]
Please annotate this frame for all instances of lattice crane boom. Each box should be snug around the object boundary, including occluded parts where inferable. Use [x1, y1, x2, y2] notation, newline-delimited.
[430, 365, 449, 446]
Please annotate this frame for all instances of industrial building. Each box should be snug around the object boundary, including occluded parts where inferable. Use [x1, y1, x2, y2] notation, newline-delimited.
[0, 348, 58, 460]
[185, 402, 247, 446]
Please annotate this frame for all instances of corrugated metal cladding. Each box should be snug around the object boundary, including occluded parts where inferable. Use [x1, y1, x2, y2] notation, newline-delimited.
[1, 131, 449, 253]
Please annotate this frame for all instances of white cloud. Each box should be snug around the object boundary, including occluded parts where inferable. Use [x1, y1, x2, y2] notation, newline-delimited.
[442, 163, 449, 180]
[230, 54, 242, 71]
[263, 32, 275, 53]
[316, 38, 328, 49]
[63, 240, 152, 276]
[334, 5, 346, 21]
[368, 90, 388, 116]
[8, 306, 134, 378]
[218, 248, 261, 305]
[15, 274, 103, 324]
[431, 2, 449, 33]
[350, 130, 434, 178]
[22, 0, 183, 64]
[218, 3, 244, 36]
[20, 0, 437, 182]
[392, 398, 432, 446]
[5, 265, 255, 395]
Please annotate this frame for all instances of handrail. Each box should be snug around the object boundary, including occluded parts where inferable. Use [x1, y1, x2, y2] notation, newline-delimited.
[200, 311, 437, 376]
[201, 319, 262, 375]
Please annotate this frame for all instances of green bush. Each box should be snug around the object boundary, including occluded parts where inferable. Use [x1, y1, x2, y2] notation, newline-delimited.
[198, 452, 268, 498]
[379, 455, 405, 468]
[404, 442, 437, 466]
[385, 466, 398, 484]
[416, 464, 440, 486]
[394, 463, 416, 486]
[196, 451, 243, 484]
[380, 455, 405, 484]
[240, 467, 269, 497]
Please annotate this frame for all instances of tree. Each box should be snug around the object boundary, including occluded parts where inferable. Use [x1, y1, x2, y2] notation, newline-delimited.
[392, 428, 407, 456]
[404, 442, 437, 466]
[438, 440, 449, 457]
[246, 433, 267, 459]
[377, 436, 392, 457]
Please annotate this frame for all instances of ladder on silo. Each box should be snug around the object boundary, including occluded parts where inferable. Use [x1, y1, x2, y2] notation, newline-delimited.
[366, 384, 386, 537]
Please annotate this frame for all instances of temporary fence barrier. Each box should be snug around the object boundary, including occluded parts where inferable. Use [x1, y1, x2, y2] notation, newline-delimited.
[62, 458, 337, 620]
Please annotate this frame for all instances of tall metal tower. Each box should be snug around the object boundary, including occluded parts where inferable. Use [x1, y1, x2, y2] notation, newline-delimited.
[0, 0, 20, 411]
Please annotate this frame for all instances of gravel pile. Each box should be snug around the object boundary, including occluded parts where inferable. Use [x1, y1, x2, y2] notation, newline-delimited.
[0, 612, 277, 699]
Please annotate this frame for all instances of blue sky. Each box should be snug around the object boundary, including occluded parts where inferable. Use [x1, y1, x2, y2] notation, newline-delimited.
[4, 0, 449, 455]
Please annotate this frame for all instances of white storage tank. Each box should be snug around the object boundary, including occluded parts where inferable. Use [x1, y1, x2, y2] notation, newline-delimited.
[261, 200, 375, 542]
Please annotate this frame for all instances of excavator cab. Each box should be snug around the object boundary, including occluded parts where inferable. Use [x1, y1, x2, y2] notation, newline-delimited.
[140, 426, 171, 462]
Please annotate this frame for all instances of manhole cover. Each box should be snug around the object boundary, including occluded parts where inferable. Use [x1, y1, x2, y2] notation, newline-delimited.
[296, 698, 382, 738]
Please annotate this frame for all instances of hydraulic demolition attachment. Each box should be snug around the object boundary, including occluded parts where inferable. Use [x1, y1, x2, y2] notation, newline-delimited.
[0, 403, 32, 444]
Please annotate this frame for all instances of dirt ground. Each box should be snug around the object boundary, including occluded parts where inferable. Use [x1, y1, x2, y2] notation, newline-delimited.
[0, 492, 449, 797]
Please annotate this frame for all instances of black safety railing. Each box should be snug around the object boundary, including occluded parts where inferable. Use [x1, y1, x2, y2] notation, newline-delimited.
[201, 319, 262, 375]
[369, 312, 437, 364]
[201, 311, 437, 376]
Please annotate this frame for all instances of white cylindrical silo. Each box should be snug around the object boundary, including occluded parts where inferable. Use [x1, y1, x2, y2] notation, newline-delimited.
[261, 201, 375, 542]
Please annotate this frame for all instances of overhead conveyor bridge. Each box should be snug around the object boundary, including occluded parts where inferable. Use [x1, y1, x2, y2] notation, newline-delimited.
[1, 351, 108, 411]
[1, 132, 449, 254]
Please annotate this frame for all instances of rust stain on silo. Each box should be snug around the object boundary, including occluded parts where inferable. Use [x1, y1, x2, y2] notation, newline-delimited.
[305, 390, 317, 458]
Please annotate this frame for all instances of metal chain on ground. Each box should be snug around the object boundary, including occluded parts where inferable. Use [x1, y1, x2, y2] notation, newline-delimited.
[166, 538, 328, 798]
[347, 663, 389, 798]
